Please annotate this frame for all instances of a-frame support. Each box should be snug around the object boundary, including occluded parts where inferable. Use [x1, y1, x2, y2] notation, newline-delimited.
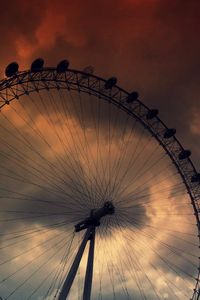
[58, 201, 115, 300]
[58, 226, 95, 300]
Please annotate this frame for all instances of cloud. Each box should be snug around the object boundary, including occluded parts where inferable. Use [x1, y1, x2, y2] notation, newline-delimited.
[0, 0, 199, 168]
[0, 90, 198, 299]
[0, 1, 199, 299]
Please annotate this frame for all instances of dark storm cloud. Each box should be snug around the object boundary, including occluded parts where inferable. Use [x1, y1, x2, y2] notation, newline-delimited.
[0, 2, 199, 298]
[0, 0, 199, 168]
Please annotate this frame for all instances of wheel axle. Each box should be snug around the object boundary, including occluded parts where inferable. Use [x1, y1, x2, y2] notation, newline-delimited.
[75, 201, 115, 232]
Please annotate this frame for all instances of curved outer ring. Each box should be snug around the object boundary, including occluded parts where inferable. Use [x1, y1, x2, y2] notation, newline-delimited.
[0, 67, 200, 299]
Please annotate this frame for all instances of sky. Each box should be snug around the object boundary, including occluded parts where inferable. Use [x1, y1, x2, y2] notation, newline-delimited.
[0, 0, 199, 299]
[0, 0, 199, 167]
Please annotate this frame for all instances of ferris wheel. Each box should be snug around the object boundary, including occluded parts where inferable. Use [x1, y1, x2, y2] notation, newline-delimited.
[0, 58, 199, 300]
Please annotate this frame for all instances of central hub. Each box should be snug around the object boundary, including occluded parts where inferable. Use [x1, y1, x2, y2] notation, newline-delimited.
[75, 201, 115, 232]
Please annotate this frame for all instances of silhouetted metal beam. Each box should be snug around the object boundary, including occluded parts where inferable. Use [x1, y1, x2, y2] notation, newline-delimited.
[83, 227, 95, 300]
[58, 227, 92, 300]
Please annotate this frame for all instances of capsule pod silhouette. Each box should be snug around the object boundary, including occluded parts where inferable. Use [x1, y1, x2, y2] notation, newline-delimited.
[104, 77, 117, 89]
[79, 66, 94, 83]
[164, 128, 176, 139]
[146, 109, 159, 120]
[57, 60, 69, 73]
[126, 91, 139, 103]
[82, 66, 94, 75]
[178, 149, 191, 160]
[5, 62, 19, 77]
[31, 58, 44, 71]
[191, 173, 200, 183]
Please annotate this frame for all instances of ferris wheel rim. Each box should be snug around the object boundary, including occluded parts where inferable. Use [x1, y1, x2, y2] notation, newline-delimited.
[0, 65, 200, 299]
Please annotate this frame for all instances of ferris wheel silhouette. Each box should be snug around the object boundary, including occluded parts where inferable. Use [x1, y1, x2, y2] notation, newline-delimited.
[0, 58, 199, 299]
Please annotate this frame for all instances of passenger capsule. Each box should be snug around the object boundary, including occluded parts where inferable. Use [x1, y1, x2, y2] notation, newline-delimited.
[164, 128, 176, 139]
[79, 66, 94, 83]
[146, 109, 159, 120]
[104, 77, 117, 89]
[31, 58, 44, 71]
[178, 149, 191, 160]
[191, 173, 200, 183]
[82, 66, 94, 75]
[5, 62, 19, 77]
[57, 60, 69, 73]
[126, 91, 139, 103]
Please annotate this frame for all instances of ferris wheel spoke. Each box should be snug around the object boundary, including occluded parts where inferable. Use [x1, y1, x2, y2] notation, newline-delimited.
[3, 237, 72, 300]
[26, 262, 61, 300]
[92, 96, 121, 205]
[0, 160, 80, 205]
[108, 234, 133, 298]
[122, 221, 197, 284]
[0, 116, 67, 184]
[110, 123, 149, 200]
[0, 134, 76, 199]
[0, 192, 76, 212]
[98, 217, 132, 298]
[0, 222, 72, 252]
[58, 90, 104, 206]
[46, 90, 98, 205]
[34, 90, 89, 190]
[6, 104, 71, 178]
[126, 233, 194, 297]
[116, 187, 186, 209]
[127, 162, 178, 196]
[115, 164, 179, 206]
[117, 199, 193, 216]
[52, 232, 76, 299]
[108, 116, 140, 200]
[0, 156, 92, 211]
[68, 90, 107, 206]
[2, 102, 94, 207]
[56, 92, 98, 204]
[0, 231, 73, 286]
[0, 212, 83, 224]
[90, 97, 110, 204]
[123, 237, 187, 300]
[115, 216, 193, 298]
[115, 149, 167, 201]
[42, 232, 76, 300]
[118, 181, 184, 203]
[119, 212, 198, 237]
[122, 245, 161, 300]
[76, 92, 105, 206]
[27, 93, 97, 209]
[0, 113, 89, 205]
[113, 143, 163, 199]
[0, 171, 85, 208]
[97, 228, 128, 298]
[100, 101, 113, 200]
[54, 231, 89, 300]
[95, 230, 108, 300]
[64, 89, 101, 203]
[0, 220, 69, 243]
[89, 95, 106, 206]
[127, 142, 164, 184]
[115, 214, 198, 248]
[118, 195, 192, 215]
[111, 217, 149, 299]
[124, 220, 198, 262]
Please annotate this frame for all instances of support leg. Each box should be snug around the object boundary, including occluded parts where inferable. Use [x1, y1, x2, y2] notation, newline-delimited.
[58, 227, 91, 300]
[83, 227, 95, 300]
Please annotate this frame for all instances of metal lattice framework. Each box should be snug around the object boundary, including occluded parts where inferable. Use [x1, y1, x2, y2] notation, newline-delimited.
[0, 67, 200, 299]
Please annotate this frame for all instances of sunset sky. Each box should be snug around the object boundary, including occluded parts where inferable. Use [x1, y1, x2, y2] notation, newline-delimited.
[0, 0, 199, 167]
[0, 1, 199, 299]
